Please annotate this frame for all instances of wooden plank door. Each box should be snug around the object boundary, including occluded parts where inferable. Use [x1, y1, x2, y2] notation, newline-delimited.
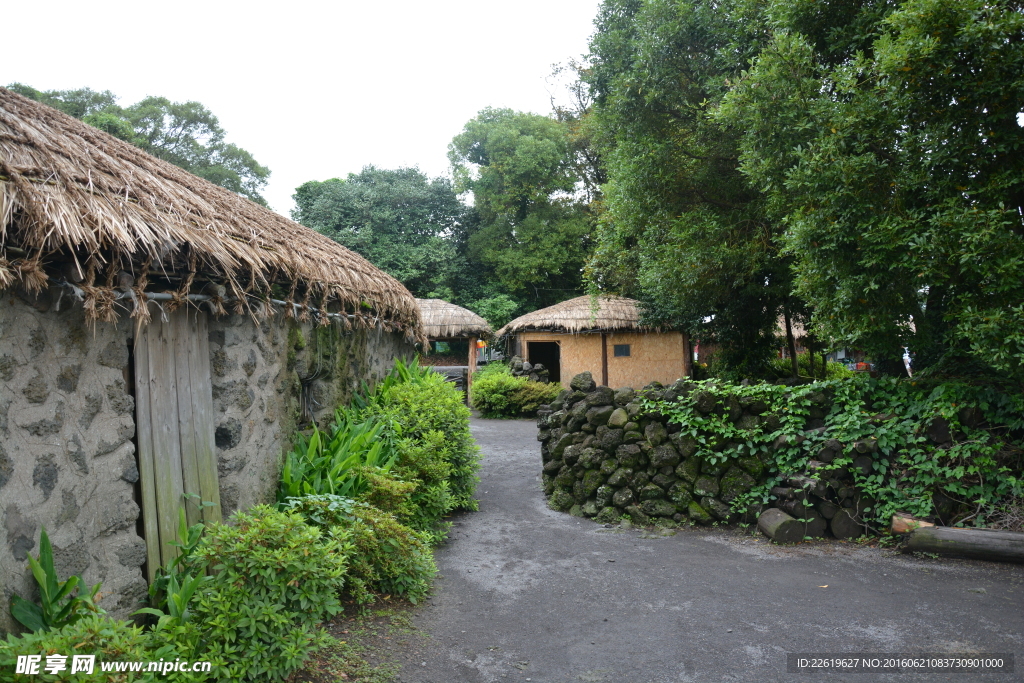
[134, 307, 222, 582]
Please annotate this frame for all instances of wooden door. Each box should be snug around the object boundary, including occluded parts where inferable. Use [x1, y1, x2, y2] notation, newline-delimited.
[134, 307, 222, 582]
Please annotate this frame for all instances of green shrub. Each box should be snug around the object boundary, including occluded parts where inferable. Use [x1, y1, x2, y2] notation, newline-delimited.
[186, 506, 350, 681]
[283, 495, 437, 606]
[0, 616, 151, 682]
[362, 363, 479, 517]
[767, 352, 855, 380]
[646, 376, 1024, 531]
[471, 364, 561, 417]
[278, 414, 398, 504]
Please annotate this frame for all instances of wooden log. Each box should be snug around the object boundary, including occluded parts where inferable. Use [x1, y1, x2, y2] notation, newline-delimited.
[891, 514, 934, 535]
[904, 527, 1024, 564]
[758, 508, 805, 544]
[777, 498, 810, 519]
[815, 499, 840, 520]
[830, 508, 866, 540]
[804, 509, 828, 538]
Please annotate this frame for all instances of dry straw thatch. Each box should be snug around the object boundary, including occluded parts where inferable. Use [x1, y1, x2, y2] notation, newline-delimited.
[0, 87, 422, 340]
[497, 295, 644, 336]
[416, 298, 492, 339]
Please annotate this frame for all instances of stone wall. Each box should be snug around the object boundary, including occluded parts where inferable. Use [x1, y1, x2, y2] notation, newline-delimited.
[0, 287, 412, 634]
[536, 372, 876, 537]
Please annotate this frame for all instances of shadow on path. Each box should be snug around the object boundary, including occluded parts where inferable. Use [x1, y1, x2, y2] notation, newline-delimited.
[395, 417, 1024, 683]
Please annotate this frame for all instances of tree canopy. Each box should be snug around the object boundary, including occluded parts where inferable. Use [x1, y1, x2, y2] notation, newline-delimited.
[449, 107, 596, 310]
[578, 0, 1024, 381]
[7, 84, 271, 205]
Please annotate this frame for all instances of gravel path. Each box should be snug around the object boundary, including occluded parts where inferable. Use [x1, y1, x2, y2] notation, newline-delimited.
[395, 417, 1024, 683]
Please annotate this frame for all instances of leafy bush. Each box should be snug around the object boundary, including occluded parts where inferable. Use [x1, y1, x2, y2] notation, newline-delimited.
[767, 352, 855, 380]
[10, 526, 104, 633]
[361, 360, 480, 523]
[278, 412, 398, 503]
[0, 616, 151, 682]
[471, 364, 561, 417]
[646, 376, 1024, 531]
[186, 506, 350, 681]
[284, 495, 437, 605]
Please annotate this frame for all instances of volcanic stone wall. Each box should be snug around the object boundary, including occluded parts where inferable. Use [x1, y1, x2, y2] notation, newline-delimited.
[537, 372, 875, 535]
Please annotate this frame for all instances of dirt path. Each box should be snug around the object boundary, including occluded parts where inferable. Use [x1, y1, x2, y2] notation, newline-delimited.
[392, 417, 1023, 683]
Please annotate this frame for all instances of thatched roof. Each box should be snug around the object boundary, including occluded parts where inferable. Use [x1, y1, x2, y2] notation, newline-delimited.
[497, 295, 644, 335]
[416, 299, 492, 339]
[0, 87, 422, 340]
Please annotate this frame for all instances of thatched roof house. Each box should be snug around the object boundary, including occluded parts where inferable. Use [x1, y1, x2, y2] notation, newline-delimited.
[416, 299, 492, 340]
[0, 88, 419, 634]
[0, 87, 422, 340]
[497, 295, 691, 388]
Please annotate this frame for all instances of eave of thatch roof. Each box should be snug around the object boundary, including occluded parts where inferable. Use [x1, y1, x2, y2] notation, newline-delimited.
[416, 299, 492, 339]
[496, 295, 645, 336]
[0, 87, 422, 341]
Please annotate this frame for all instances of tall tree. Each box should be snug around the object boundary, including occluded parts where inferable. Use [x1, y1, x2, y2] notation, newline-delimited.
[449, 108, 595, 310]
[293, 166, 476, 302]
[582, 0, 791, 377]
[720, 0, 1024, 378]
[7, 84, 271, 205]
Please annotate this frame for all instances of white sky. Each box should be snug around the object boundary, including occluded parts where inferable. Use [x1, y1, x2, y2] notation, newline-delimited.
[3, 0, 602, 215]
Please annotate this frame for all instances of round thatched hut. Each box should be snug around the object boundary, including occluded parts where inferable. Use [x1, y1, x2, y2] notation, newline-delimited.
[0, 87, 421, 632]
[497, 295, 692, 388]
[415, 298, 492, 394]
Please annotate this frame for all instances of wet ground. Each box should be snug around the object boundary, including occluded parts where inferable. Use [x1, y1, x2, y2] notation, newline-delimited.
[392, 417, 1024, 683]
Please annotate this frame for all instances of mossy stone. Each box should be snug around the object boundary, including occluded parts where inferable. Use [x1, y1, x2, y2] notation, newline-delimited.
[644, 422, 668, 446]
[549, 489, 574, 511]
[607, 467, 632, 488]
[582, 469, 606, 497]
[688, 500, 714, 525]
[736, 455, 765, 478]
[693, 475, 720, 498]
[675, 457, 701, 483]
[607, 408, 629, 429]
[667, 482, 693, 508]
[569, 504, 586, 518]
[649, 443, 680, 469]
[669, 433, 698, 458]
[639, 483, 665, 501]
[701, 496, 733, 521]
[719, 466, 756, 503]
[613, 387, 635, 406]
[600, 458, 618, 475]
[553, 470, 576, 491]
[615, 444, 642, 468]
[542, 459, 563, 474]
[623, 430, 643, 444]
[586, 405, 615, 426]
[641, 499, 677, 518]
[582, 500, 599, 517]
[595, 506, 620, 524]
[625, 504, 651, 527]
[701, 460, 726, 477]
[612, 487, 635, 508]
[570, 372, 596, 393]
[595, 485, 614, 507]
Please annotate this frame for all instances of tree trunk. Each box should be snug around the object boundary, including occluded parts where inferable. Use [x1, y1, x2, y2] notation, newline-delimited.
[808, 350, 815, 380]
[904, 527, 1024, 564]
[820, 353, 827, 380]
[783, 307, 799, 378]
[758, 508, 805, 544]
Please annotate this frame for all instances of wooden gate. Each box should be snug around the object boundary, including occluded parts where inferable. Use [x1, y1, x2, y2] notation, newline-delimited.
[134, 307, 222, 582]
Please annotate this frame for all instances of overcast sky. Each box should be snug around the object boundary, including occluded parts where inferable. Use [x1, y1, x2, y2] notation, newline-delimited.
[3, 0, 603, 215]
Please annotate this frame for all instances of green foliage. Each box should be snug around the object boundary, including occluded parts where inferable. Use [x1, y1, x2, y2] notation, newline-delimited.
[449, 107, 595, 308]
[645, 377, 1024, 530]
[360, 359, 479, 517]
[470, 364, 561, 417]
[582, 0, 790, 377]
[718, 0, 1024, 377]
[0, 616, 151, 682]
[8, 83, 270, 204]
[186, 506, 350, 681]
[766, 353, 855, 381]
[293, 167, 476, 301]
[278, 413, 398, 503]
[285, 496, 436, 605]
[136, 508, 210, 633]
[10, 526, 103, 633]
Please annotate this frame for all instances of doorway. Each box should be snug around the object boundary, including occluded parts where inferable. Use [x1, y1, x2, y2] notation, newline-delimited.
[527, 341, 561, 384]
